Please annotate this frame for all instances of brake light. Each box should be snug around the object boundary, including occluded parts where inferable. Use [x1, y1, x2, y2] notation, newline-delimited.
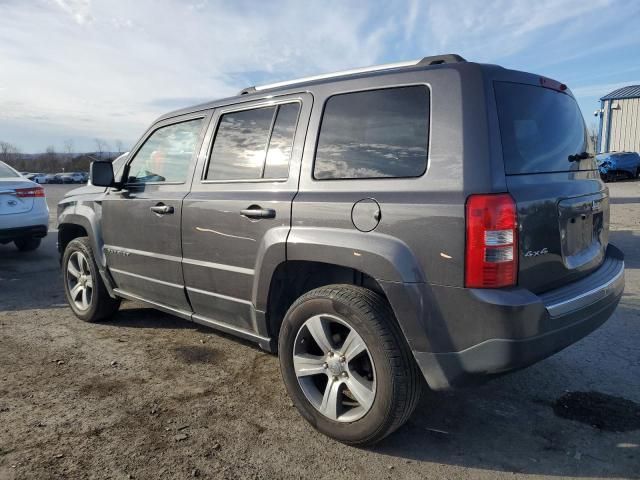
[15, 186, 45, 198]
[465, 193, 518, 288]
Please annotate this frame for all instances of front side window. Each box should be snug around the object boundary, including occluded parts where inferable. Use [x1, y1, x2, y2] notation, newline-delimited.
[314, 86, 429, 180]
[127, 118, 204, 184]
[206, 102, 301, 181]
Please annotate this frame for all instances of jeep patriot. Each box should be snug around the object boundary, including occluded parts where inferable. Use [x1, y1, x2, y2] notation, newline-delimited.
[58, 54, 625, 445]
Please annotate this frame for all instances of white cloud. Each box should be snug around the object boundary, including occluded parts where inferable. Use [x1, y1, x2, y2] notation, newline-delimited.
[0, 0, 638, 151]
[53, 0, 94, 25]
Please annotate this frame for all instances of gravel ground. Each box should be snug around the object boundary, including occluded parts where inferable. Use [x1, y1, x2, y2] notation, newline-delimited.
[1, 182, 639, 479]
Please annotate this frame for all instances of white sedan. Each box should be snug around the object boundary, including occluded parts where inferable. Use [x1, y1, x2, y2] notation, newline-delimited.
[0, 161, 49, 251]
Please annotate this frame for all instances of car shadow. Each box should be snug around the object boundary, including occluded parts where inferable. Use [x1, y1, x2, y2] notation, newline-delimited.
[610, 230, 640, 269]
[371, 363, 639, 477]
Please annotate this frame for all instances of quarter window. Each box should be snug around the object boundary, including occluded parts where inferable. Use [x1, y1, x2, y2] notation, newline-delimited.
[314, 86, 429, 180]
[127, 118, 204, 184]
[206, 102, 300, 180]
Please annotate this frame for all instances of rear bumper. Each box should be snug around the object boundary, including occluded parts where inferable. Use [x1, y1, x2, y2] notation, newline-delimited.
[0, 224, 48, 242]
[407, 245, 625, 390]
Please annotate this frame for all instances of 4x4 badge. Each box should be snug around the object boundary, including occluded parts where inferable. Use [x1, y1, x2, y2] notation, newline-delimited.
[524, 248, 549, 258]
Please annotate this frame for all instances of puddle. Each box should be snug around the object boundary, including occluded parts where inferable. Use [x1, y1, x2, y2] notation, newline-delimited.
[553, 391, 640, 432]
[173, 345, 219, 364]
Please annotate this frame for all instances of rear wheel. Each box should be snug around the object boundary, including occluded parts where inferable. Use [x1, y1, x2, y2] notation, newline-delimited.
[14, 237, 41, 252]
[63, 237, 120, 322]
[279, 285, 422, 446]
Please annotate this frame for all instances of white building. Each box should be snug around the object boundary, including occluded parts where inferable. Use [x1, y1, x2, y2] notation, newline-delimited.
[596, 85, 640, 154]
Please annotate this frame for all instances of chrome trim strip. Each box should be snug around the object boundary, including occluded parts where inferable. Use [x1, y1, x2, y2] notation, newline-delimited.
[182, 257, 254, 275]
[104, 245, 254, 275]
[545, 262, 625, 318]
[109, 267, 183, 289]
[103, 245, 181, 263]
[186, 286, 253, 305]
[254, 59, 420, 91]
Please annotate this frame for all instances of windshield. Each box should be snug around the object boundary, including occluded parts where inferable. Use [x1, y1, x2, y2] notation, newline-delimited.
[495, 82, 595, 174]
[0, 161, 20, 178]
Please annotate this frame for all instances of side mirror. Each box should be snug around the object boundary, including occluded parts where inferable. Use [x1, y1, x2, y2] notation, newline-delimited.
[90, 161, 115, 187]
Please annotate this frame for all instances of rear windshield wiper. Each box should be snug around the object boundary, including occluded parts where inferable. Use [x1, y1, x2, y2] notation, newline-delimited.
[568, 151, 591, 162]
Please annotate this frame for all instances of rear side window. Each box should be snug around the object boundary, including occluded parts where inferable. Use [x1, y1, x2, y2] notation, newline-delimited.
[0, 162, 19, 178]
[495, 82, 592, 174]
[314, 86, 429, 180]
[127, 118, 204, 184]
[206, 102, 301, 181]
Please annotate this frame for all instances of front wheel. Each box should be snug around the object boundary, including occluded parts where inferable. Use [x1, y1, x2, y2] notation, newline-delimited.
[278, 285, 422, 446]
[62, 237, 120, 322]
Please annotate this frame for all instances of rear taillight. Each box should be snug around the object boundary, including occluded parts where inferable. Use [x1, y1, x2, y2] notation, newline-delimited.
[15, 186, 45, 198]
[465, 193, 518, 288]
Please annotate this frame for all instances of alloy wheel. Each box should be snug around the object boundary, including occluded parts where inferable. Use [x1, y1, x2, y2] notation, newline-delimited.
[293, 314, 376, 422]
[66, 251, 93, 311]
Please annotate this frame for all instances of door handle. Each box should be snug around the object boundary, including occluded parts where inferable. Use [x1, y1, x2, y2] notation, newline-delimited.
[240, 206, 276, 219]
[150, 204, 174, 215]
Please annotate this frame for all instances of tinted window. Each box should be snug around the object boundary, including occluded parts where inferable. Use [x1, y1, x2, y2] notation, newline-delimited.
[127, 118, 204, 184]
[0, 162, 19, 178]
[207, 107, 275, 180]
[264, 103, 300, 178]
[207, 103, 300, 180]
[314, 86, 429, 180]
[495, 82, 593, 174]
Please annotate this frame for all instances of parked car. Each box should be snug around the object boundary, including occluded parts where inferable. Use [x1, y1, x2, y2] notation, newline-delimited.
[67, 172, 87, 183]
[0, 161, 48, 251]
[44, 174, 61, 184]
[597, 151, 640, 181]
[57, 54, 624, 445]
[30, 173, 47, 183]
[55, 173, 75, 184]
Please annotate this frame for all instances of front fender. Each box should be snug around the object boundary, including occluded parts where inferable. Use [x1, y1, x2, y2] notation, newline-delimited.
[57, 198, 115, 296]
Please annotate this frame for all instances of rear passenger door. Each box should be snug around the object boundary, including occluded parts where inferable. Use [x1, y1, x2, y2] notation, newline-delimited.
[182, 93, 312, 336]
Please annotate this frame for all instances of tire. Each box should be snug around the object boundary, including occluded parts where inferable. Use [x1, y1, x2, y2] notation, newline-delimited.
[14, 237, 41, 252]
[278, 284, 422, 446]
[62, 237, 120, 322]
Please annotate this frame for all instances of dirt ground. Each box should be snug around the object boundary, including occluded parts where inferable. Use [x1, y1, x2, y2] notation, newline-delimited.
[1, 183, 639, 480]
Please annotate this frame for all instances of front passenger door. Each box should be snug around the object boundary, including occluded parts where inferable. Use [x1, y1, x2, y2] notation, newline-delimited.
[101, 113, 209, 314]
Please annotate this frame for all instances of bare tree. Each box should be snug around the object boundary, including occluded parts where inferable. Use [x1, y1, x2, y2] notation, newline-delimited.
[115, 139, 124, 153]
[94, 138, 109, 157]
[0, 141, 20, 165]
[63, 139, 74, 158]
[41, 146, 59, 173]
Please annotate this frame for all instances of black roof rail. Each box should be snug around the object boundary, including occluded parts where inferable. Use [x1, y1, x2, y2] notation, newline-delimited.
[238, 86, 257, 95]
[417, 54, 466, 66]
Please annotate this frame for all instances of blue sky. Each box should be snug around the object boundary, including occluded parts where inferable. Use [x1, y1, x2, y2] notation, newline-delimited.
[1, 0, 639, 153]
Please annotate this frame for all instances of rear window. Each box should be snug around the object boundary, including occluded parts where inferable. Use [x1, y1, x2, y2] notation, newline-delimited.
[495, 82, 593, 174]
[0, 162, 19, 177]
[314, 86, 429, 180]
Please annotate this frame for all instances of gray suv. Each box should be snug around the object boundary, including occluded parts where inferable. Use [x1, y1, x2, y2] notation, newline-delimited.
[58, 54, 625, 445]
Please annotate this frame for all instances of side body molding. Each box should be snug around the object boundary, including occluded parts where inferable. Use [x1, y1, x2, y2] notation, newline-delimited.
[285, 227, 426, 283]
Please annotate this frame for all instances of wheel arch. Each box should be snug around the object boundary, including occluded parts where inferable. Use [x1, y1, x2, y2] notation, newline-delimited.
[257, 227, 428, 352]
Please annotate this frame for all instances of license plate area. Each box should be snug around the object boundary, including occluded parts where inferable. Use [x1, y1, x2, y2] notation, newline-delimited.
[558, 194, 607, 270]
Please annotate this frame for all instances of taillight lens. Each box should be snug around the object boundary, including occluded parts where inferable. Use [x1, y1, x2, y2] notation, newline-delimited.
[15, 186, 45, 198]
[465, 193, 518, 288]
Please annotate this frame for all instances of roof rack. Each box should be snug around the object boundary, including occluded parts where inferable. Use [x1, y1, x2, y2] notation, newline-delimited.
[238, 54, 466, 95]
